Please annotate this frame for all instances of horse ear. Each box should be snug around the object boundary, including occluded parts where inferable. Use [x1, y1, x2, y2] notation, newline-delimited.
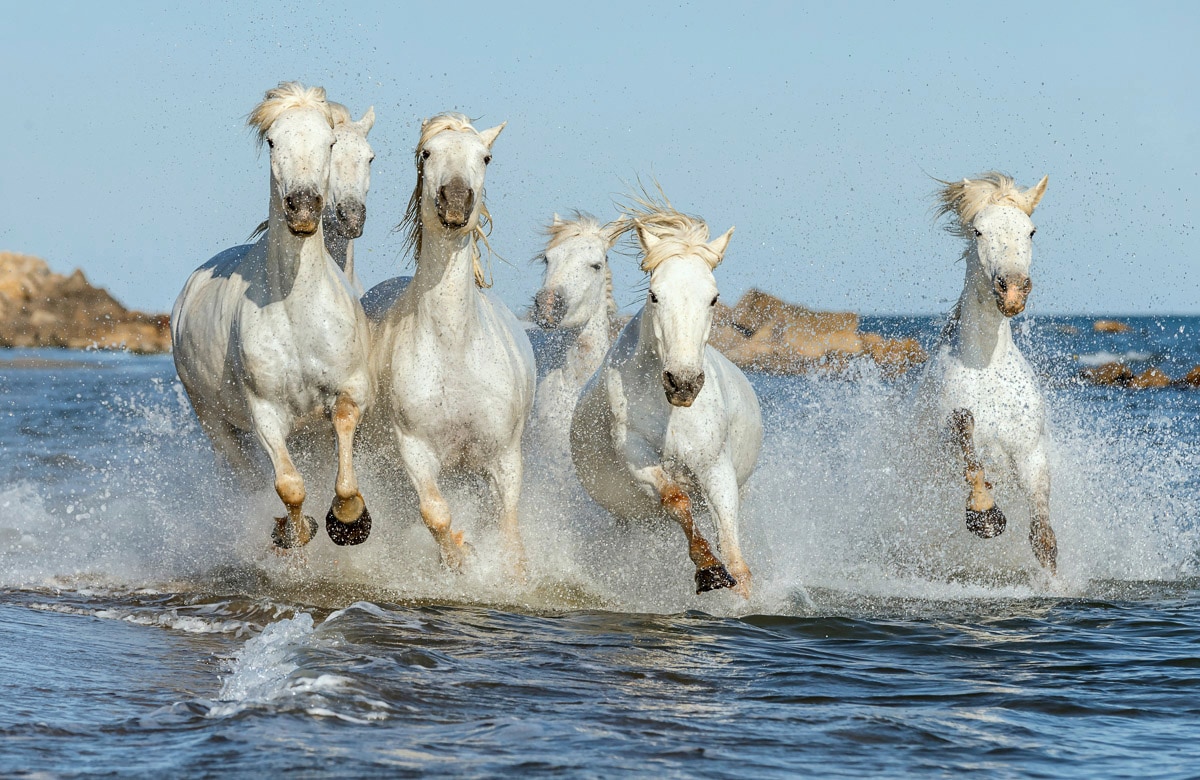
[357, 106, 376, 134]
[479, 122, 506, 149]
[551, 212, 563, 225]
[634, 221, 662, 253]
[707, 226, 735, 267]
[1021, 175, 1048, 214]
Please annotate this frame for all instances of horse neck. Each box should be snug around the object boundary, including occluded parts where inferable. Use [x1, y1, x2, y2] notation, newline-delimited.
[408, 221, 480, 333]
[627, 305, 667, 385]
[324, 222, 351, 273]
[951, 246, 1015, 368]
[559, 295, 613, 384]
[265, 177, 328, 299]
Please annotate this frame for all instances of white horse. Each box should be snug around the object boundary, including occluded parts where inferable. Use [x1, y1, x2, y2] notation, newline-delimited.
[570, 196, 763, 597]
[172, 82, 374, 549]
[366, 113, 535, 574]
[323, 101, 375, 296]
[530, 212, 625, 448]
[914, 171, 1057, 573]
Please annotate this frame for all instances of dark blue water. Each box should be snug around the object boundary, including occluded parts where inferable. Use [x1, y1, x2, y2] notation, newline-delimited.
[1, 316, 1199, 777]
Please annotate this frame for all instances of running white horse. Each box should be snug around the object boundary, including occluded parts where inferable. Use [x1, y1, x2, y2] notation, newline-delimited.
[914, 171, 1057, 573]
[530, 212, 626, 447]
[172, 82, 374, 549]
[570, 195, 763, 597]
[323, 101, 375, 296]
[366, 113, 535, 574]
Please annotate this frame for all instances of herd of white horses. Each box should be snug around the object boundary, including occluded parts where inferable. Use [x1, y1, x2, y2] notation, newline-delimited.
[170, 82, 1057, 598]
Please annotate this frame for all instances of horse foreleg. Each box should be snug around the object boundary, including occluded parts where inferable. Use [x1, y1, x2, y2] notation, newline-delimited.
[325, 394, 371, 546]
[949, 408, 1007, 538]
[487, 445, 527, 581]
[250, 401, 314, 549]
[656, 476, 736, 595]
[1017, 448, 1058, 574]
[703, 461, 751, 599]
[397, 431, 469, 571]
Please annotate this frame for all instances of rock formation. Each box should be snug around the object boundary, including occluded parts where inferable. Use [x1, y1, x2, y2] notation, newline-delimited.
[1092, 319, 1131, 334]
[0, 252, 170, 353]
[710, 289, 926, 377]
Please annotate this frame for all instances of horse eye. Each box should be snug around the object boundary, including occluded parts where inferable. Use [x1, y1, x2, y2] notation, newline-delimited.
[483, 154, 492, 165]
[649, 291, 659, 304]
[421, 149, 431, 160]
[368, 155, 375, 163]
[267, 139, 275, 149]
[590, 263, 602, 271]
[710, 295, 719, 307]
[973, 228, 982, 238]
[1030, 228, 1037, 237]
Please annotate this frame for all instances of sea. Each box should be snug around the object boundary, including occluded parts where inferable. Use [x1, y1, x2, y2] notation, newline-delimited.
[1, 314, 1198, 778]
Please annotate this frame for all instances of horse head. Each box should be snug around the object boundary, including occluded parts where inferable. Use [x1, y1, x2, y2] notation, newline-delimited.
[634, 214, 734, 407]
[249, 82, 337, 237]
[534, 214, 625, 330]
[938, 172, 1048, 318]
[325, 104, 375, 240]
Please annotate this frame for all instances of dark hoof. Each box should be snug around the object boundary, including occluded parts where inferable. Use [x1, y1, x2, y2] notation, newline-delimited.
[326, 506, 372, 546]
[695, 564, 737, 594]
[966, 505, 1007, 538]
[272, 515, 318, 549]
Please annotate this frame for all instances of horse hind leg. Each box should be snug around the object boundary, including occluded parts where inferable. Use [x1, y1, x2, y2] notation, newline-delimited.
[397, 431, 471, 571]
[949, 408, 1006, 538]
[325, 394, 372, 546]
[660, 483, 736, 594]
[486, 445, 527, 581]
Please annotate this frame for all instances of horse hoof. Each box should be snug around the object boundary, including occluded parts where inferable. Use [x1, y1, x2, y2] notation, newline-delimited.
[272, 515, 318, 549]
[966, 505, 1007, 538]
[326, 506, 372, 546]
[695, 564, 737, 594]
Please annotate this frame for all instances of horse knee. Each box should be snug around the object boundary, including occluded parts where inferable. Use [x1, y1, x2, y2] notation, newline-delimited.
[420, 494, 452, 534]
[275, 471, 305, 508]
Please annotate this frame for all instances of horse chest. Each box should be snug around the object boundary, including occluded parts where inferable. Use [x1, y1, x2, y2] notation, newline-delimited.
[940, 352, 1044, 449]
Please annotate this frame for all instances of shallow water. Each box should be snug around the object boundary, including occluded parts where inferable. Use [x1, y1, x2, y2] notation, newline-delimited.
[2, 316, 1199, 777]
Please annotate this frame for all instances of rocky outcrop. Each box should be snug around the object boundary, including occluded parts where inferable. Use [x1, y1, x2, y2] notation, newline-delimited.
[1080, 361, 1200, 390]
[711, 289, 926, 377]
[1092, 319, 1132, 334]
[0, 252, 170, 353]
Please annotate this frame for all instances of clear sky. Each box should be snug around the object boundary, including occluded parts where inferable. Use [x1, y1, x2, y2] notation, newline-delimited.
[2, 1, 1196, 316]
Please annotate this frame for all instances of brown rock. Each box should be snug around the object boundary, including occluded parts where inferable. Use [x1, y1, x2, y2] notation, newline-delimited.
[1080, 362, 1133, 386]
[1093, 319, 1132, 334]
[862, 333, 929, 378]
[1178, 366, 1200, 387]
[0, 251, 171, 353]
[1129, 367, 1172, 389]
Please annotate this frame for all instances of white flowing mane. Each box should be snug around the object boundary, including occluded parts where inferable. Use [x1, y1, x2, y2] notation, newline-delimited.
[328, 101, 352, 127]
[247, 82, 333, 147]
[935, 172, 1038, 237]
[625, 195, 721, 273]
[544, 212, 619, 321]
[399, 112, 493, 288]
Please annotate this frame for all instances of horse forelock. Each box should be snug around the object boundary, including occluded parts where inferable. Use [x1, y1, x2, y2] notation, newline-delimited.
[544, 212, 605, 251]
[935, 172, 1031, 236]
[399, 112, 492, 287]
[247, 82, 333, 148]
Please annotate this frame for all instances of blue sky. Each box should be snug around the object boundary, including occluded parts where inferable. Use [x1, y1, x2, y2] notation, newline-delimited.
[1, 1, 1196, 315]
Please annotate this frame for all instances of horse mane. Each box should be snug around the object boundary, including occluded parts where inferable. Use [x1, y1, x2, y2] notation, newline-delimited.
[935, 172, 1035, 237]
[400, 112, 492, 288]
[623, 189, 718, 273]
[543, 211, 620, 323]
[247, 82, 333, 148]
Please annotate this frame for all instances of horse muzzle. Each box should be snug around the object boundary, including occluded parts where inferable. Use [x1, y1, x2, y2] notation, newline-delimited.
[335, 200, 366, 239]
[283, 188, 323, 236]
[993, 273, 1032, 317]
[663, 370, 705, 407]
[436, 178, 475, 230]
[533, 288, 567, 329]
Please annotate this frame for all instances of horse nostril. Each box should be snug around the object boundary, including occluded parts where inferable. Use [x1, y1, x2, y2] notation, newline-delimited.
[995, 277, 1008, 292]
[663, 371, 678, 390]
